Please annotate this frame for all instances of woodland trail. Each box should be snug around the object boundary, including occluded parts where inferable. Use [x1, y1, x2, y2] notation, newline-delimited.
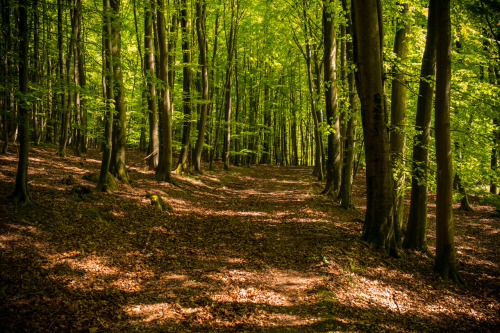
[0, 145, 499, 332]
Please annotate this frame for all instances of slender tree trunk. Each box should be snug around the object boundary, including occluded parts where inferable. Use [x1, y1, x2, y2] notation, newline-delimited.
[76, 0, 87, 153]
[390, 2, 410, 244]
[302, 2, 323, 181]
[433, 0, 462, 283]
[340, 0, 357, 210]
[57, 0, 68, 156]
[155, 0, 173, 183]
[403, 0, 437, 252]
[322, 0, 341, 197]
[97, 0, 115, 192]
[143, 0, 158, 170]
[108, 0, 129, 184]
[491, 117, 499, 194]
[1, 0, 11, 154]
[10, 0, 30, 205]
[193, 0, 208, 172]
[175, 0, 193, 174]
[222, 0, 237, 170]
[352, 0, 396, 255]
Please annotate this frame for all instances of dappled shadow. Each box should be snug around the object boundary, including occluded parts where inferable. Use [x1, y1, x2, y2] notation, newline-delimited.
[0, 145, 499, 331]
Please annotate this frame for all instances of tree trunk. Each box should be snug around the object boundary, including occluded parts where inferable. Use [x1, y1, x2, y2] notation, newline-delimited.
[433, 0, 462, 283]
[155, 0, 173, 183]
[222, 0, 237, 170]
[1, 0, 11, 154]
[57, 0, 68, 157]
[76, 0, 87, 153]
[352, 0, 396, 255]
[390, 2, 410, 245]
[322, 0, 341, 198]
[145, 0, 158, 170]
[175, 0, 193, 174]
[193, 0, 208, 173]
[340, 0, 357, 210]
[10, 0, 30, 205]
[302, 2, 323, 181]
[403, 0, 437, 252]
[97, 0, 115, 192]
[108, 0, 129, 184]
[491, 117, 499, 194]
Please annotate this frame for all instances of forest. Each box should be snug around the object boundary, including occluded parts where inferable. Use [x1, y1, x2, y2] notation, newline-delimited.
[0, 0, 499, 331]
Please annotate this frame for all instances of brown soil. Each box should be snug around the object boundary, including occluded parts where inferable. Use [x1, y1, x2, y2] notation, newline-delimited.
[0, 144, 498, 332]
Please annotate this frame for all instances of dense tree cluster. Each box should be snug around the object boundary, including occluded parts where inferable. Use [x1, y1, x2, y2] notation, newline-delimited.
[1, 0, 498, 282]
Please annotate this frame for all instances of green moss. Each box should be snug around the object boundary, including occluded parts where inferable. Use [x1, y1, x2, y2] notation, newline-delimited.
[146, 193, 172, 212]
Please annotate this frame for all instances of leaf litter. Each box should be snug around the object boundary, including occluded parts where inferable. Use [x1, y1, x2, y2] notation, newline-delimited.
[0, 145, 498, 332]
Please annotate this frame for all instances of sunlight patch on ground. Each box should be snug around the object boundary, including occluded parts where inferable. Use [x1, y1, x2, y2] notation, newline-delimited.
[67, 255, 119, 275]
[211, 287, 289, 306]
[0, 233, 23, 248]
[111, 278, 142, 292]
[123, 302, 192, 323]
[217, 309, 320, 327]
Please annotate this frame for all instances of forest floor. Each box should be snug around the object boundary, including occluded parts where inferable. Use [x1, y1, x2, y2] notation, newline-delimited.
[0, 144, 499, 332]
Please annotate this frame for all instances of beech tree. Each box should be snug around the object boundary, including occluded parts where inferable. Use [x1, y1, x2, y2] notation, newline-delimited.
[321, 0, 341, 198]
[433, 0, 462, 283]
[352, 0, 396, 255]
[403, 0, 437, 252]
[155, 0, 174, 183]
[10, 0, 30, 205]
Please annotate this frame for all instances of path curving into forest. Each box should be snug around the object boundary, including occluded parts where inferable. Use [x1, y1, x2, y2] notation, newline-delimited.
[0, 146, 498, 332]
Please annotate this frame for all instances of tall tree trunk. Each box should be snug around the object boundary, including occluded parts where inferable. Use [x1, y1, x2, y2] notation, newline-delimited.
[390, 2, 410, 245]
[108, 0, 129, 184]
[222, 0, 237, 170]
[322, 0, 341, 198]
[76, 0, 87, 153]
[302, 1, 323, 181]
[57, 0, 68, 156]
[403, 0, 437, 252]
[1, 0, 11, 154]
[340, 0, 357, 210]
[10, 0, 30, 205]
[491, 117, 499, 194]
[433, 0, 462, 283]
[97, 0, 115, 192]
[155, 0, 173, 183]
[175, 0, 193, 174]
[352, 0, 396, 255]
[193, 0, 208, 173]
[144, 0, 158, 170]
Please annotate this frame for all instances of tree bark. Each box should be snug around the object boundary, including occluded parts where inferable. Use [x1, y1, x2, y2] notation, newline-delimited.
[390, 2, 410, 245]
[322, 0, 341, 198]
[97, 0, 115, 192]
[108, 0, 129, 184]
[222, 0, 237, 170]
[155, 0, 174, 183]
[10, 0, 30, 205]
[175, 0, 193, 174]
[302, 1, 323, 181]
[340, 0, 357, 210]
[352, 0, 396, 255]
[57, 0, 68, 157]
[193, 0, 208, 173]
[433, 0, 462, 283]
[403, 0, 437, 252]
[144, 0, 158, 170]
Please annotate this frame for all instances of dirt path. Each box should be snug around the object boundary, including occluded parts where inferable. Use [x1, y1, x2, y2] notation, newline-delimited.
[0, 146, 498, 332]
